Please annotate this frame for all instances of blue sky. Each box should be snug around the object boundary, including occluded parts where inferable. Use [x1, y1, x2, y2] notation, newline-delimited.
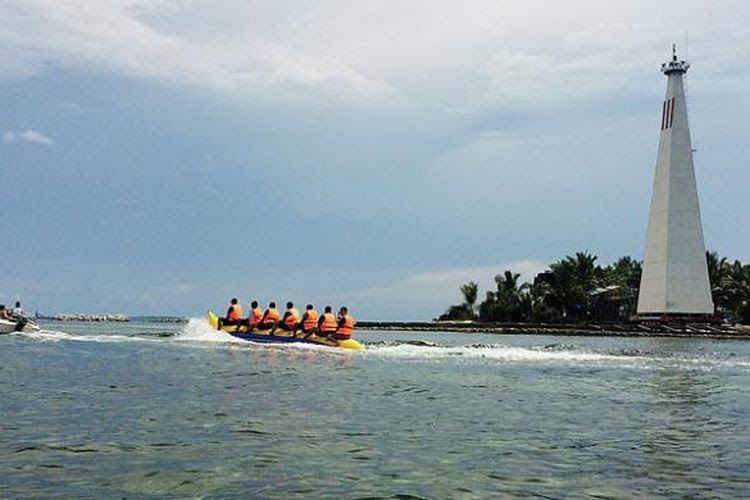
[1, 1, 749, 319]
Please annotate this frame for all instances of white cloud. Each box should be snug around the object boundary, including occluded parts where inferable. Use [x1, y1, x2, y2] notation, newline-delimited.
[342, 260, 548, 320]
[19, 129, 54, 145]
[2, 1, 749, 109]
[0, 1, 397, 103]
[2, 129, 54, 145]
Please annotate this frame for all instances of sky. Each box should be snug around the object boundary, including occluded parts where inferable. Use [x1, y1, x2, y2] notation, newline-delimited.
[1, 1, 749, 320]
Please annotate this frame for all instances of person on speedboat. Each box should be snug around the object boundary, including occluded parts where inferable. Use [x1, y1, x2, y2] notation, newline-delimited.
[0, 304, 9, 320]
[9, 301, 31, 331]
[218, 298, 243, 330]
[246, 300, 263, 331]
[279, 302, 300, 334]
[332, 306, 356, 341]
[300, 304, 319, 337]
[258, 302, 280, 333]
[12, 301, 26, 319]
[318, 306, 338, 338]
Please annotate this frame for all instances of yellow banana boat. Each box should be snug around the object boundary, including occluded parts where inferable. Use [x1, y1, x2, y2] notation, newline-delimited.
[206, 311, 363, 350]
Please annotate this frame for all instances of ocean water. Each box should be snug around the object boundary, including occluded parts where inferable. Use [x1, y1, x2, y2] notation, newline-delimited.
[2, 320, 750, 498]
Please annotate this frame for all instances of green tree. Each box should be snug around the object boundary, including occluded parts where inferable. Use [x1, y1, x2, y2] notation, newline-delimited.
[479, 270, 523, 322]
[460, 281, 479, 318]
[706, 250, 731, 314]
[438, 281, 479, 321]
[601, 256, 642, 289]
[721, 260, 750, 323]
[544, 252, 599, 320]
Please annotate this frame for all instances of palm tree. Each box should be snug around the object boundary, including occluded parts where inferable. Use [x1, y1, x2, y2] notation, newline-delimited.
[721, 261, 750, 323]
[706, 251, 729, 291]
[605, 256, 642, 289]
[460, 281, 479, 319]
[438, 281, 479, 321]
[478, 270, 525, 322]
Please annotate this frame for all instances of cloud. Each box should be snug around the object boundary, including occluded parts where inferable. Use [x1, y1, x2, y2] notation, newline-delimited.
[2, 129, 54, 145]
[0, 1, 397, 103]
[19, 129, 54, 145]
[341, 260, 548, 320]
[2, 1, 749, 110]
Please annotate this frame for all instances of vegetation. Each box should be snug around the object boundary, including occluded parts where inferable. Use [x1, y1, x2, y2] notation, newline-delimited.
[706, 252, 750, 324]
[440, 281, 478, 320]
[438, 251, 750, 324]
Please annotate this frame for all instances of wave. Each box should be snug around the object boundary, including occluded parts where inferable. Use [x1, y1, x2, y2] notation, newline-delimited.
[172, 317, 249, 344]
[361, 342, 644, 365]
[18, 329, 163, 343]
[9, 318, 750, 370]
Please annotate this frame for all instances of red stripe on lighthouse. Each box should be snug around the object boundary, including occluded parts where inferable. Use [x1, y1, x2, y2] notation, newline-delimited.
[668, 97, 675, 128]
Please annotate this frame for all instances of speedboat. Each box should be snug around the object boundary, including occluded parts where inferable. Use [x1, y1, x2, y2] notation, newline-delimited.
[206, 311, 363, 350]
[0, 317, 41, 334]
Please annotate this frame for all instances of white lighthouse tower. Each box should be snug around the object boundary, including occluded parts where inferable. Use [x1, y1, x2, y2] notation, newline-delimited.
[637, 46, 714, 317]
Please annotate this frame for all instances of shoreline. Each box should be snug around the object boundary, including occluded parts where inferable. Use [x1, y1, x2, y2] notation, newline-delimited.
[358, 321, 750, 340]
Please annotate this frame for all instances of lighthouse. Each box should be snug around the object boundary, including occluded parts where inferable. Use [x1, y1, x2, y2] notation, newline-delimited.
[637, 47, 714, 317]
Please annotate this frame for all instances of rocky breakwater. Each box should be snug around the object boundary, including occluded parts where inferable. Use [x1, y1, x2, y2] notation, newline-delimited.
[357, 320, 750, 340]
[52, 313, 130, 322]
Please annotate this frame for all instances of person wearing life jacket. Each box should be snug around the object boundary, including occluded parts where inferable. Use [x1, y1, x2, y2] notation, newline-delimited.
[300, 304, 319, 337]
[279, 301, 300, 332]
[258, 302, 280, 332]
[318, 306, 338, 337]
[333, 306, 355, 341]
[246, 300, 263, 330]
[218, 298, 243, 329]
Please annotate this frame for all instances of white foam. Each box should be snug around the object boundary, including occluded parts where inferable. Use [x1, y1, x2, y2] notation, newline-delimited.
[362, 343, 644, 366]
[17, 328, 160, 343]
[171, 318, 347, 354]
[172, 317, 247, 344]
[10, 319, 750, 370]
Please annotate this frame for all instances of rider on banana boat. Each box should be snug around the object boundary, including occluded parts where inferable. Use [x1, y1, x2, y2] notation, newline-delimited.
[318, 306, 338, 337]
[279, 302, 300, 333]
[257, 302, 280, 332]
[246, 300, 263, 331]
[218, 298, 243, 329]
[332, 306, 355, 341]
[300, 304, 319, 337]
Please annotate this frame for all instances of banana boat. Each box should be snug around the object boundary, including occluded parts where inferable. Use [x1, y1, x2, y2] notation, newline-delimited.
[206, 311, 363, 350]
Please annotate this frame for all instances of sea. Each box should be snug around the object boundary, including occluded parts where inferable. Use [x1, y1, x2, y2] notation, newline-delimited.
[2, 319, 749, 498]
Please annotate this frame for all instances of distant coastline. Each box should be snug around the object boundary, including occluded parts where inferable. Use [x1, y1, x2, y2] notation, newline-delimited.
[36, 314, 191, 323]
[358, 320, 750, 340]
[39, 313, 130, 322]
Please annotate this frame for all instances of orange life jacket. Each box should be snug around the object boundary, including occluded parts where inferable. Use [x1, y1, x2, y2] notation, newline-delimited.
[228, 304, 243, 321]
[337, 314, 355, 337]
[320, 312, 338, 333]
[249, 307, 263, 325]
[262, 308, 280, 324]
[284, 307, 300, 327]
[302, 310, 318, 331]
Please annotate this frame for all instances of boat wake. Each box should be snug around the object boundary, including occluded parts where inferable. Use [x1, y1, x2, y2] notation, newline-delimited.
[361, 341, 750, 370]
[362, 342, 638, 364]
[8, 318, 750, 370]
[16, 328, 163, 343]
